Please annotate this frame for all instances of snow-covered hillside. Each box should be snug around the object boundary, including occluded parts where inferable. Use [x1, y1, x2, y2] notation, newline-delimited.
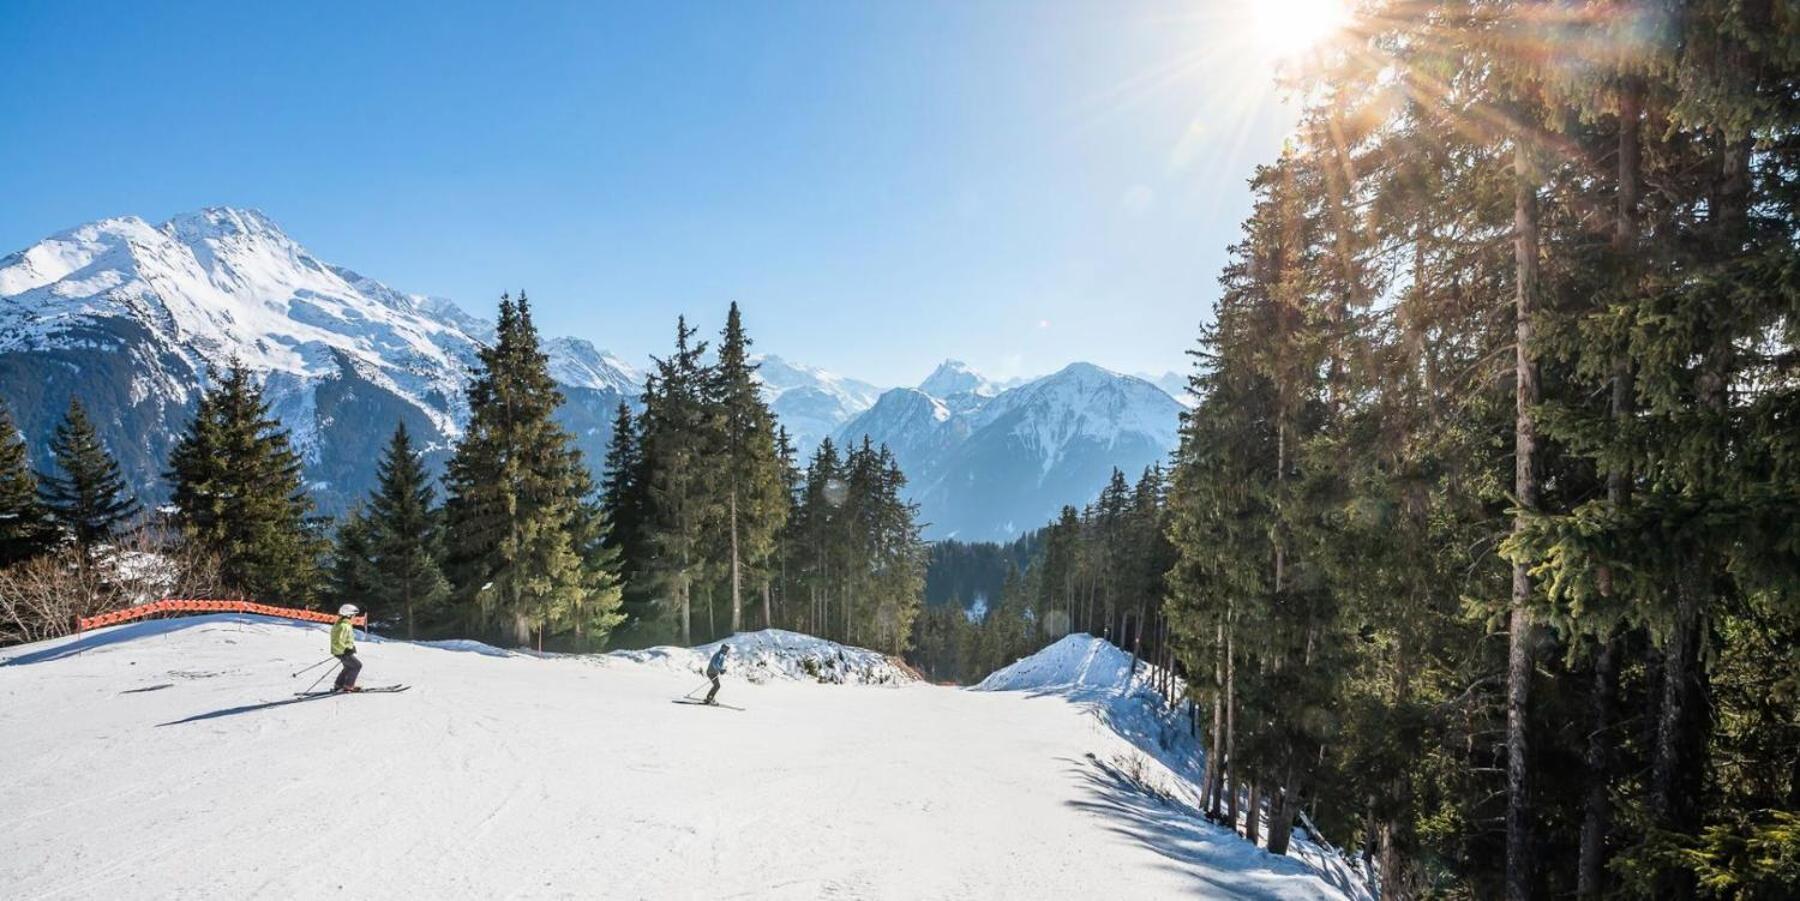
[0, 207, 639, 509]
[0, 617, 1363, 899]
[836, 360, 1184, 540]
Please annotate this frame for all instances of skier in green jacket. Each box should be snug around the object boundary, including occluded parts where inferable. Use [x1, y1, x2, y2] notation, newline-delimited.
[331, 604, 363, 693]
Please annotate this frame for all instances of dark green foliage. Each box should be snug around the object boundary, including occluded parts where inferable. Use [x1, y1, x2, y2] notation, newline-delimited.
[327, 506, 380, 611]
[1155, 1, 1800, 895]
[634, 316, 714, 645]
[922, 536, 1037, 612]
[167, 361, 323, 605]
[708, 303, 790, 633]
[613, 306, 893, 650]
[441, 293, 623, 648]
[39, 398, 139, 553]
[362, 423, 450, 639]
[0, 400, 53, 566]
[777, 437, 925, 655]
[909, 470, 1177, 686]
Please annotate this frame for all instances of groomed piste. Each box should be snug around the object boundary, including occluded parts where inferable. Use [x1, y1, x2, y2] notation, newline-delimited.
[0, 615, 1369, 899]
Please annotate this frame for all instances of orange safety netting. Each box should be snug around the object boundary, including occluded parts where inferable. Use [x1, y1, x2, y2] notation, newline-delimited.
[76, 599, 367, 632]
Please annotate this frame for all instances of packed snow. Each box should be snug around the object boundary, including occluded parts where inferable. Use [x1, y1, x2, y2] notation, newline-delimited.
[0, 616, 1367, 899]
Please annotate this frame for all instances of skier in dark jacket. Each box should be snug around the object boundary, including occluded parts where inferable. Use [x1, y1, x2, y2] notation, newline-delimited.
[331, 604, 363, 692]
[704, 644, 730, 705]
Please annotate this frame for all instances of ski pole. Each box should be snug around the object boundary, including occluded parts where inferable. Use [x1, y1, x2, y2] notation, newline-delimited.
[292, 657, 337, 678]
[304, 662, 342, 694]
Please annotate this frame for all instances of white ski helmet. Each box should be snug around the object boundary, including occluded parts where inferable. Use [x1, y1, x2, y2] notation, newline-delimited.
[338, 604, 359, 617]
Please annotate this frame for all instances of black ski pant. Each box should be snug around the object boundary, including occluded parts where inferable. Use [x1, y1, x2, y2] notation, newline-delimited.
[705, 673, 720, 704]
[334, 651, 362, 690]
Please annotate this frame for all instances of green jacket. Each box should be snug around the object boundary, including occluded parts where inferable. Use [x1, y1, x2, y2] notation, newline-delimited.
[331, 618, 356, 656]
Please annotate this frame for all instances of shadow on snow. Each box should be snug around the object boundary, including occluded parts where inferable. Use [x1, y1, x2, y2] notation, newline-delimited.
[1062, 753, 1361, 900]
[155, 693, 339, 727]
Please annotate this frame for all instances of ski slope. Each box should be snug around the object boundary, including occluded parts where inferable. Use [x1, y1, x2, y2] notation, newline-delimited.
[0, 617, 1368, 899]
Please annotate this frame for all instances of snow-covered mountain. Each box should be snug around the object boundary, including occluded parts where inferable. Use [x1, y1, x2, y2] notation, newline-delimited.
[751, 354, 884, 453]
[1138, 370, 1197, 408]
[0, 208, 1177, 526]
[0, 207, 638, 509]
[835, 360, 1182, 541]
[917, 359, 999, 399]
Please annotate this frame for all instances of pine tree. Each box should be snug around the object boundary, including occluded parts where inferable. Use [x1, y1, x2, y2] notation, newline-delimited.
[600, 401, 643, 563]
[709, 303, 789, 634]
[0, 401, 53, 567]
[636, 316, 714, 645]
[442, 294, 622, 648]
[168, 361, 323, 605]
[327, 506, 379, 611]
[40, 398, 139, 555]
[365, 423, 450, 639]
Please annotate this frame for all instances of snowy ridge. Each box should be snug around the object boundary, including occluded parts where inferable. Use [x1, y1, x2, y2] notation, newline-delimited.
[751, 354, 885, 453]
[917, 358, 998, 398]
[610, 628, 915, 685]
[976, 635, 1374, 900]
[835, 361, 1184, 541]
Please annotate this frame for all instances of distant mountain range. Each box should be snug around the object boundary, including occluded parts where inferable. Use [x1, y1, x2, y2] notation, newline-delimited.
[834, 360, 1183, 542]
[0, 207, 1186, 534]
[0, 207, 641, 511]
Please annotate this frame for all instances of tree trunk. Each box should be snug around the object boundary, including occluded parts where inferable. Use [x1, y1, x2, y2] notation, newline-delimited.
[1578, 636, 1619, 898]
[679, 544, 691, 646]
[1652, 585, 1706, 899]
[729, 489, 742, 634]
[1224, 617, 1238, 829]
[1506, 136, 1542, 901]
[761, 580, 772, 632]
[1203, 618, 1225, 817]
[1266, 762, 1302, 856]
[1581, 73, 1640, 898]
[1245, 781, 1261, 846]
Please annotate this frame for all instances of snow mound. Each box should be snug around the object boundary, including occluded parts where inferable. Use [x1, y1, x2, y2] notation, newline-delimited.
[975, 635, 1201, 788]
[609, 629, 916, 686]
[975, 632, 1141, 693]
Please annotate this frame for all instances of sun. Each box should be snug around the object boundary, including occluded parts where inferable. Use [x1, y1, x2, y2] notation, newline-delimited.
[1248, 0, 1352, 61]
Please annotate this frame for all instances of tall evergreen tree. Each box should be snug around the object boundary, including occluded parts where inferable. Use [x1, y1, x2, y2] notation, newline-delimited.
[636, 316, 715, 645]
[709, 303, 789, 633]
[0, 400, 53, 567]
[442, 293, 623, 648]
[167, 361, 322, 605]
[40, 398, 139, 555]
[365, 423, 450, 639]
[600, 401, 644, 563]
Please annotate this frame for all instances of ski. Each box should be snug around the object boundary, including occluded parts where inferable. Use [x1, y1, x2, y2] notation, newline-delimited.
[671, 699, 743, 711]
[295, 684, 410, 697]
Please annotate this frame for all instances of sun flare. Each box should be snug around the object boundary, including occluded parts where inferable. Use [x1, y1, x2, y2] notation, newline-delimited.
[1248, 0, 1351, 60]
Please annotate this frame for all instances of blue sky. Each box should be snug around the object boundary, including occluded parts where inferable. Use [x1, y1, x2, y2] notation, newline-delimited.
[0, 1, 1303, 386]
